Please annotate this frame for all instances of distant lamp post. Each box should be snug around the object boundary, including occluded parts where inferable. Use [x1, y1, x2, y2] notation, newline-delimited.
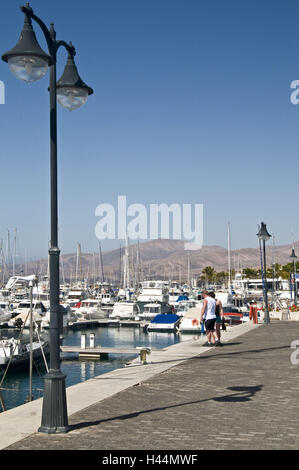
[290, 247, 297, 305]
[2, 3, 93, 434]
[257, 222, 271, 324]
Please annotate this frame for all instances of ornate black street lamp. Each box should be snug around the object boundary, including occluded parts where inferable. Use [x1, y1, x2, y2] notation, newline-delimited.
[2, 3, 93, 433]
[257, 222, 271, 324]
[290, 247, 297, 305]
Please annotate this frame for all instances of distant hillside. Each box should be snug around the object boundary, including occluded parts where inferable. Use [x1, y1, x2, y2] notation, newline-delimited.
[11, 239, 299, 283]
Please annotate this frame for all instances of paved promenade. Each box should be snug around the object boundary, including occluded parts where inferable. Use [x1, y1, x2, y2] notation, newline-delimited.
[3, 321, 299, 450]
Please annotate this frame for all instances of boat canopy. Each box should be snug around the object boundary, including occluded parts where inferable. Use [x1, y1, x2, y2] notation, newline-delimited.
[177, 294, 189, 302]
[151, 314, 180, 324]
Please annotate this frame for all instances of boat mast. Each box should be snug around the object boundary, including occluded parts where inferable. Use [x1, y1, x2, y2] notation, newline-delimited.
[119, 244, 122, 287]
[85, 265, 89, 289]
[187, 251, 191, 287]
[75, 244, 78, 285]
[0, 239, 4, 285]
[12, 228, 17, 278]
[79, 244, 82, 285]
[132, 244, 136, 290]
[25, 248, 28, 277]
[227, 222, 231, 291]
[136, 241, 141, 288]
[123, 234, 130, 289]
[7, 229, 10, 280]
[123, 239, 127, 289]
[92, 252, 96, 287]
[75, 242, 82, 285]
[272, 234, 276, 309]
[99, 242, 105, 284]
[61, 254, 66, 286]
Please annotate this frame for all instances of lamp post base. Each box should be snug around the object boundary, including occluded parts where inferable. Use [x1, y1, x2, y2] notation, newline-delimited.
[38, 369, 69, 434]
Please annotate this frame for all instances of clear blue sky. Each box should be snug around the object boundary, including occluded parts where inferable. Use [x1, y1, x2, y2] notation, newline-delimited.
[1, 0, 299, 262]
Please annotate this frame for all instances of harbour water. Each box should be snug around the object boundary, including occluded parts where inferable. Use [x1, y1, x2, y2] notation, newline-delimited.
[0, 326, 194, 412]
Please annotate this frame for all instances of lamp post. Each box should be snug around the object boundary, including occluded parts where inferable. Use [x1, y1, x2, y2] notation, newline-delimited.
[290, 247, 297, 305]
[2, 3, 93, 433]
[257, 222, 271, 324]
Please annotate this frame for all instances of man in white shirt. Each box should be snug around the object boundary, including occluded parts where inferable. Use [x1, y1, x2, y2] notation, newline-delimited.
[200, 290, 216, 346]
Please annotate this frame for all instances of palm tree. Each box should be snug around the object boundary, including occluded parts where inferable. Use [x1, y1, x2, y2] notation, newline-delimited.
[201, 266, 216, 283]
[243, 267, 259, 278]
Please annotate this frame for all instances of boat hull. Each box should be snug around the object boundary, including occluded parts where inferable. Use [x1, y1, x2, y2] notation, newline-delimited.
[0, 341, 50, 372]
[147, 322, 180, 333]
[147, 314, 181, 333]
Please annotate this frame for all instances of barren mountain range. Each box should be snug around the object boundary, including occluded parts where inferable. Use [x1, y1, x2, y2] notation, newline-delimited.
[13, 239, 299, 283]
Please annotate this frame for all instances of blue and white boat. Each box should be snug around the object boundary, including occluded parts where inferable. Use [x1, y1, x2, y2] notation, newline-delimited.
[147, 313, 181, 333]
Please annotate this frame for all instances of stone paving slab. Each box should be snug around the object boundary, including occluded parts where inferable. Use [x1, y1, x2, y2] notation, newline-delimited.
[5, 321, 299, 450]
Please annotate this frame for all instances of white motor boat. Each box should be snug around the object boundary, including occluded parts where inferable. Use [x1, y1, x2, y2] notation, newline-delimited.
[64, 289, 87, 309]
[138, 302, 172, 321]
[178, 307, 202, 334]
[75, 299, 108, 319]
[109, 301, 140, 320]
[137, 280, 169, 304]
[100, 292, 116, 306]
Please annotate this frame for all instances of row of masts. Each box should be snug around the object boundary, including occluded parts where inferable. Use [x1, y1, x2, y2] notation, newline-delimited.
[2, 225, 290, 290]
[0, 228, 20, 282]
[0, 230, 237, 289]
[0, 223, 251, 289]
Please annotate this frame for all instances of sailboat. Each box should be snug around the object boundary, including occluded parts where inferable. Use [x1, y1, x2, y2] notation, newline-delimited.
[0, 335, 49, 371]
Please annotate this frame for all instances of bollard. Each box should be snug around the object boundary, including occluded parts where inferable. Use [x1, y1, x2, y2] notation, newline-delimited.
[89, 333, 95, 349]
[81, 334, 87, 350]
[139, 348, 151, 364]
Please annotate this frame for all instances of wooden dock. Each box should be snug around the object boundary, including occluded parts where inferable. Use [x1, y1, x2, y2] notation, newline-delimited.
[60, 345, 153, 360]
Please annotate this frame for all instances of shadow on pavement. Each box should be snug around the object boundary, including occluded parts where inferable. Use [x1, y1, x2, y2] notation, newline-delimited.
[213, 385, 263, 402]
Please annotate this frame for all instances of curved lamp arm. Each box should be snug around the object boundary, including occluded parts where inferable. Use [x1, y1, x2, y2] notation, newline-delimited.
[20, 3, 76, 60]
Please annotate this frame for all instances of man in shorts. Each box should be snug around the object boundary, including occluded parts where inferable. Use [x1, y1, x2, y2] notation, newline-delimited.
[209, 291, 224, 346]
[200, 290, 216, 346]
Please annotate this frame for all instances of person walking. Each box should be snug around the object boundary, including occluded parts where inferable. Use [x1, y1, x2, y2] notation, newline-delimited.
[200, 290, 216, 346]
[249, 301, 258, 324]
[209, 291, 224, 346]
